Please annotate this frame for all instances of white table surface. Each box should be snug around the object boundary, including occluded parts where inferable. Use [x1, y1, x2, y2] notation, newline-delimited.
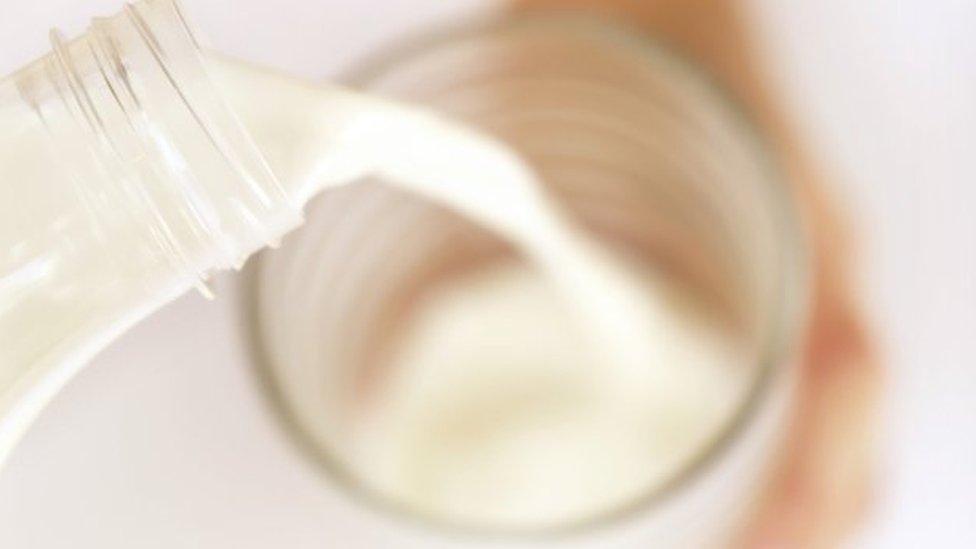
[1, 1, 973, 547]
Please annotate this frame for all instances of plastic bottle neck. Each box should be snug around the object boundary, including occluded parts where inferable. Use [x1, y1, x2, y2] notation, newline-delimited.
[12, 0, 301, 284]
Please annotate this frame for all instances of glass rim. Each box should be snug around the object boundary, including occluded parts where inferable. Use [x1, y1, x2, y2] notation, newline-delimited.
[242, 12, 811, 540]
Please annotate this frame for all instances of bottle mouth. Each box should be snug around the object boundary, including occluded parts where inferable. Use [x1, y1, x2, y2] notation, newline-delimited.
[19, 0, 301, 293]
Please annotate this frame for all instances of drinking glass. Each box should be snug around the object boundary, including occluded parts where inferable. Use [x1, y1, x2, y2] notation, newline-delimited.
[244, 16, 807, 547]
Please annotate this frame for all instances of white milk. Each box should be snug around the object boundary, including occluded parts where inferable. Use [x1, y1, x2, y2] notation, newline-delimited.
[213, 58, 748, 526]
[0, 42, 746, 526]
[351, 262, 744, 527]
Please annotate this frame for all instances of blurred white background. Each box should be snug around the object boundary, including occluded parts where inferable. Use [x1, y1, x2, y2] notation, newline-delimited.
[0, 1, 973, 547]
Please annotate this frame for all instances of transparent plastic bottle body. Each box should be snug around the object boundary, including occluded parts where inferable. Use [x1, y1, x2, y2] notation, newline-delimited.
[0, 0, 301, 463]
